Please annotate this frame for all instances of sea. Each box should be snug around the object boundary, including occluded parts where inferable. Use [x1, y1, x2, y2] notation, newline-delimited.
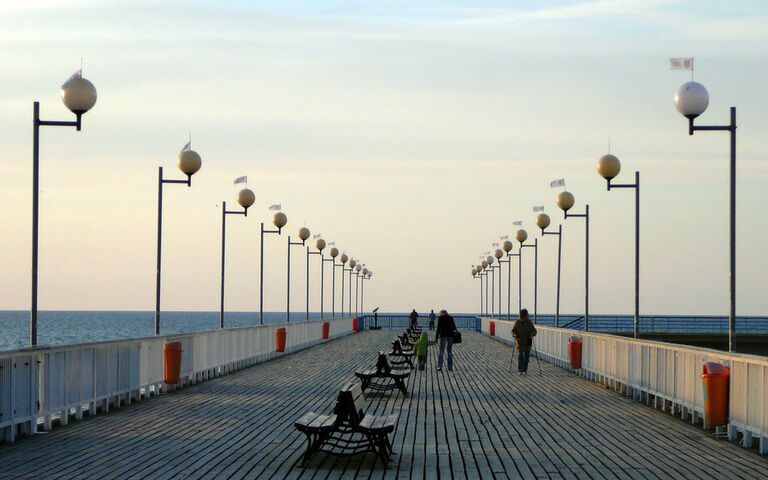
[0, 310, 334, 352]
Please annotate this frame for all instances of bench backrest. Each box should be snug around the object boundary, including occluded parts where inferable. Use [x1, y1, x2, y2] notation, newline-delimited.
[334, 383, 366, 427]
[375, 352, 391, 374]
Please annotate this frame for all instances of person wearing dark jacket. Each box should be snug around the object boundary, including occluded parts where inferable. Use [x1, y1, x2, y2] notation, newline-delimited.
[435, 310, 457, 371]
[512, 309, 537, 374]
[428, 310, 436, 330]
[409, 309, 419, 328]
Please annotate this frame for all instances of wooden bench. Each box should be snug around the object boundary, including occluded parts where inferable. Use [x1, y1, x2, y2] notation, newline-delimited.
[355, 353, 410, 396]
[294, 383, 397, 465]
[388, 339, 414, 368]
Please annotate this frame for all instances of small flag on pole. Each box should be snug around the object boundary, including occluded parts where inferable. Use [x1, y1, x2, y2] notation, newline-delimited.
[328, 242, 335, 246]
[312, 234, 321, 239]
[500, 235, 508, 240]
[492, 243, 499, 247]
[233, 176, 247, 185]
[269, 204, 281, 211]
[513, 220, 522, 226]
[180, 141, 191, 154]
[669, 57, 694, 70]
[533, 206, 545, 212]
[550, 178, 565, 188]
[483, 251, 490, 255]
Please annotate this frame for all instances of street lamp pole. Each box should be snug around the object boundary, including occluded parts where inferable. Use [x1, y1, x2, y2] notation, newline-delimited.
[308, 238, 327, 320]
[354, 264, 362, 317]
[340, 253, 349, 317]
[537, 214, 563, 327]
[675, 81, 737, 352]
[287, 227, 310, 323]
[597, 154, 641, 338]
[156, 146, 203, 336]
[347, 259, 357, 316]
[518, 230, 538, 323]
[219, 189, 254, 329]
[500, 241, 513, 320]
[506, 248, 521, 316]
[30, 72, 98, 346]
[324, 247, 338, 318]
[259, 211, 286, 325]
[557, 191, 590, 331]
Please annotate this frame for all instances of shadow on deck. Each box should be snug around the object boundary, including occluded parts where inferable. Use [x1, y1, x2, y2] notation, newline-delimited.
[1, 331, 767, 479]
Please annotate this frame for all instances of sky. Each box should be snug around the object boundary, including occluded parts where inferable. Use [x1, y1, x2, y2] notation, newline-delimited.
[0, 0, 767, 317]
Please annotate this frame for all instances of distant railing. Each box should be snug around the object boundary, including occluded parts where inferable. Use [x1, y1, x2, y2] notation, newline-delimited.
[358, 314, 479, 331]
[481, 314, 768, 334]
[0, 317, 357, 444]
[480, 317, 768, 455]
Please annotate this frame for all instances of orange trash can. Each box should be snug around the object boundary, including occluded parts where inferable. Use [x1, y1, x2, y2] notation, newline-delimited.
[276, 327, 287, 352]
[163, 341, 183, 385]
[568, 337, 582, 369]
[352, 318, 359, 332]
[489, 321, 496, 336]
[322, 321, 330, 340]
[701, 362, 730, 426]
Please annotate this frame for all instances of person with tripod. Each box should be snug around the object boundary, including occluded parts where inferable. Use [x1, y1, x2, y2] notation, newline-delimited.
[512, 309, 537, 375]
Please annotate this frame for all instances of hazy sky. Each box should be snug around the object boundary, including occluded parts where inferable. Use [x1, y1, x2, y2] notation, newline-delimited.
[1, 0, 766, 316]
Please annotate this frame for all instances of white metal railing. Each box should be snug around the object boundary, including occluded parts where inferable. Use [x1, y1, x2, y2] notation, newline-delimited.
[0, 317, 356, 443]
[480, 317, 768, 455]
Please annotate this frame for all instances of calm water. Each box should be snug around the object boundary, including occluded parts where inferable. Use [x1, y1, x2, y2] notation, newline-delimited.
[0, 310, 332, 352]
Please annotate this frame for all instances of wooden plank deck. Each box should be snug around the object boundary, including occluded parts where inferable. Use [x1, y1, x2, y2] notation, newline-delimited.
[1, 330, 767, 479]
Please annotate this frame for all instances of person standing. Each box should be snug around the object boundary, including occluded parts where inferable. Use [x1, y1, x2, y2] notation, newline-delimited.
[409, 309, 419, 328]
[428, 310, 436, 330]
[413, 332, 437, 371]
[435, 309, 457, 371]
[512, 309, 537, 375]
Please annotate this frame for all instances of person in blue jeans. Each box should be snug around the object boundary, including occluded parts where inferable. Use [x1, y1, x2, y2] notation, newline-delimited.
[512, 309, 537, 375]
[435, 310, 457, 371]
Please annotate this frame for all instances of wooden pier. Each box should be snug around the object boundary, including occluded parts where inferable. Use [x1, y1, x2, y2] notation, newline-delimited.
[1, 331, 767, 479]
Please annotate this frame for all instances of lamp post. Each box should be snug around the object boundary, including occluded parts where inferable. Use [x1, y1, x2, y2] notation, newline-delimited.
[360, 268, 370, 314]
[675, 81, 737, 352]
[501, 241, 513, 319]
[307, 238, 327, 320]
[557, 191, 590, 331]
[494, 249, 503, 318]
[517, 229, 538, 323]
[324, 247, 339, 318]
[347, 258, 357, 315]
[472, 267, 480, 315]
[219, 188, 255, 328]
[507, 245, 521, 316]
[259, 211, 286, 324]
[486, 255, 496, 318]
[155, 144, 203, 336]
[475, 264, 484, 315]
[537, 213, 563, 327]
[354, 263, 363, 317]
[30, 72, 98, 346]
[340, 253, 349, 317]
[481, 259, 489, 315]
[287, 226, 310, 322]
[597, 154, 640, 338]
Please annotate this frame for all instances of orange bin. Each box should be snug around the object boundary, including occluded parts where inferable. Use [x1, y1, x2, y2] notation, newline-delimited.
[352, 318, 359, 332]
[701, 362, 730, 426]
[276, 327, 287, 352]
[163, 341, 183, 385]
[568, 337, 582, 369]
[322, 321, 330, 340]
[489, 321, 496, 336]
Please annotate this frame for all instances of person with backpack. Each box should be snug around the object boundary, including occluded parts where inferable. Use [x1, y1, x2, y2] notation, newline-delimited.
[409, 309, 419, 328]
[435, 310, 457, 371]
[512, 309, 537, 375]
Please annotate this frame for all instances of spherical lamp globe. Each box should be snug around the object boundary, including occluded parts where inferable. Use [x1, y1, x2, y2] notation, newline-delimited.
[329, 247, 339, 258]
[536, 213, 551, 230]
[367, 271, 373, 278]
[557, 191, 575, 212]
[237, 188, 255, 210]
[674, 81, 709, 119]
[349, 259, 357, 268]
[502, 240, 513, 252]
[516, 229, 528, 243]
[494, 249, 503, 259]
[472, 268, 477, 276]
[340, 253, 349, 264]
[61, 75, 97, 116]
[315, 238, 326, 251]
[178, 149, 202, 177]
[362, 267, 369, 275]
[355, 264, 362, 272]
[298, 227, 310, 242]
[476, 264, 483, 273]
[486, 255, 494, 265]
[597, 154, 621, 180]
[273, 212, 287, 230]
[481, 260, 488, 269]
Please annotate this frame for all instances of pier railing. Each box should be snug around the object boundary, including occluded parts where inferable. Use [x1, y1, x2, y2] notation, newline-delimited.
[358, 314, 478, 331]
[0, 317, 356, 443]
[480, 317, 768, 455]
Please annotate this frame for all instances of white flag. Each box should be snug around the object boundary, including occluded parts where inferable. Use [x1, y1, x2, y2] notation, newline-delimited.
[180, 141, 191, 154]
[269, 204, 281, 211]
[328, 242, 335, 246]
[500, 235, 508, 240]
[233, 176, 247, 185]
[483, 251, 490, 255]
[492, 242, 499, 247]
[513, 220, 522, 226]
[669, 57, 694, 70]
[312, 234, 321, 239]
[533, 206, 545, 212]
[550, 178, 565, 188]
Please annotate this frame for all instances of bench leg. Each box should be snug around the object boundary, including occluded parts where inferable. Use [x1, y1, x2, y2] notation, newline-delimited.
[395, 379, 408, 396]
